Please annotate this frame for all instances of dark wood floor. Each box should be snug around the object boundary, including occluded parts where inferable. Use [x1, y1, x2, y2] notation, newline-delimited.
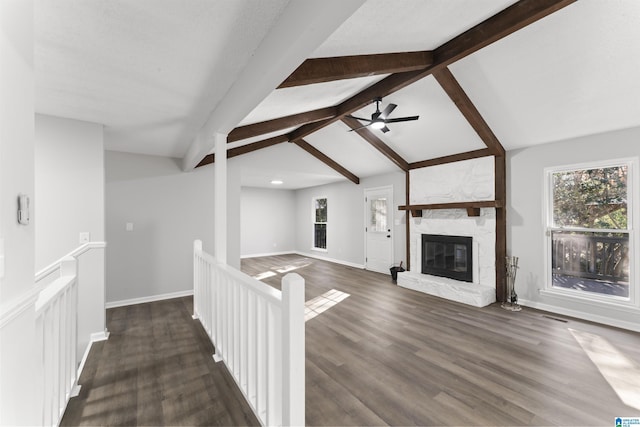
[61, 297, 259, 426]
[243, 254, 640, 426]
[64, 254, 640, 426]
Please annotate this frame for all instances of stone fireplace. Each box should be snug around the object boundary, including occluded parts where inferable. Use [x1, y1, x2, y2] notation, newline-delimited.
[396, 157, 497, 308]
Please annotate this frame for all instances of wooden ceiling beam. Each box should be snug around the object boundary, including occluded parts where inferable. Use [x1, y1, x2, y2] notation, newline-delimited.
[432, 67, 505, 156]
[227, 107, 336, 143]
[278, 51, 433, 88]
[294, 139, 360, 184]
[195, 134, 289, 168]
[288, 0, 575, 142]
[341, 116, 409, 172]
[229, 134, 289, 159]
[409, 148, 493, 170]
[433, 0, 576, 67]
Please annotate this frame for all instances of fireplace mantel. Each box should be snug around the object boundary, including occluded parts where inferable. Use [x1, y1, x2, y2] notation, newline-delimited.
[398, 200, 503, 217]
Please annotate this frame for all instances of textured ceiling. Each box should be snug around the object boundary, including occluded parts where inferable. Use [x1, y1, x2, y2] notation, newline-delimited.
[34, 0, 640, 189]
[35, 0, 291, 157]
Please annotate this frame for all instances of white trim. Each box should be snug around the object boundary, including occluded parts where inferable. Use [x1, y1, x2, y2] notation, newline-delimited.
[312, 195, 328, 251]
[106, 289, 194, 309]
[35, 241, 107, 283]
[294, 250, 364, 269]
[241, 251, 295, 259]
[364, 185, 394, 273]
[519, 298, 640, 333]
[543, 157, 639, 308]
[76, 330, 111, 389]
[90, 330, 110, 342]
[0, 287, 39, 329]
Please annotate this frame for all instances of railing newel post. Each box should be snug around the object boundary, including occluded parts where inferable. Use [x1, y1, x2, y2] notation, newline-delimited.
[281, 273, 305, 427]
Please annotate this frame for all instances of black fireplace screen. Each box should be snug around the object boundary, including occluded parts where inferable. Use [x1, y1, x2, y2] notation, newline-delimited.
[422, 234, 473, 282]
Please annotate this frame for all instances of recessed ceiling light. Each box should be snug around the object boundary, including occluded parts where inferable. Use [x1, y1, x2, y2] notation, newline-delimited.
[271, 180, 283, 185]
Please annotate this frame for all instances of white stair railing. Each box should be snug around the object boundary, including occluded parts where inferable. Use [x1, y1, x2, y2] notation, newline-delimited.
[33, 241, 107, 426]
[193, 240, 305, 427]
[35, 257, 80, 427]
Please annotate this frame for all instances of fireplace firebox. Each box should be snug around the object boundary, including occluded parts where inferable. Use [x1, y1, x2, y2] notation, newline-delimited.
[422, 234, 473, 282]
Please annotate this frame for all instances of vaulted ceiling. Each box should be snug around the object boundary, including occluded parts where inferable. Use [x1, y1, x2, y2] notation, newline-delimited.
[35, 0, 640, 189]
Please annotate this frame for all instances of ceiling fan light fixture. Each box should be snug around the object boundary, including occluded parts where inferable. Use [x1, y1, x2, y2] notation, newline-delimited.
[370, 121, 385, 130]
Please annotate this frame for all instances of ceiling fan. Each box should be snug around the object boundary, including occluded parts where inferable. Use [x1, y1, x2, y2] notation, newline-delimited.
[346, 97, 419, 133]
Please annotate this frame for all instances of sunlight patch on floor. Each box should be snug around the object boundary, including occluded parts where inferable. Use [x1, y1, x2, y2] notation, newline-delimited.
[305, 289, 350, 322]
[570, 328, 640, 411]
[252, 271, 277, 280]
[276, 260, 312, 274]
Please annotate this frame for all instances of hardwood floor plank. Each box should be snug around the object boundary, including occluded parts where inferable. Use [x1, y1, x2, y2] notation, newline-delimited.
[63, 254, 640, 426]
[244, 254, 640, 426]
[60, 297, 260, 427]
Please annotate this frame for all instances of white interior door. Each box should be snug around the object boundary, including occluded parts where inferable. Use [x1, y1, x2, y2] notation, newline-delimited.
[365, 186, 393, 274]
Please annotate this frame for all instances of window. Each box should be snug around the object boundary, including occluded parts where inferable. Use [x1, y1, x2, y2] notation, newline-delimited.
[369, 197, 388, 232]
[313, 197, 327, 250]
[546, 161, 633, 301]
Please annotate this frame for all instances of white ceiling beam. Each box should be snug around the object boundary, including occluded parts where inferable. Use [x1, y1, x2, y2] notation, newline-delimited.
[182, 0, 367, 171]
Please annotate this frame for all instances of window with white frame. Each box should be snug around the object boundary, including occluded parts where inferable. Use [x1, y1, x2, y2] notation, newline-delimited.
[313, 197, 327, 250]
[546, 160, 633, 301]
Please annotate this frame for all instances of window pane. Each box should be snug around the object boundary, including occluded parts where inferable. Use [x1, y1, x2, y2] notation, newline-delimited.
[314, 224, 327, 249]
[552, 166, 627, 229]
[315, 198, 327, 223]
[369, 197, 387, 232]
[551, 230, 629, 298]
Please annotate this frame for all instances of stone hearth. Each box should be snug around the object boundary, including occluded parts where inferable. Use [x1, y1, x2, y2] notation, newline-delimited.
[397, 271, 495, 307]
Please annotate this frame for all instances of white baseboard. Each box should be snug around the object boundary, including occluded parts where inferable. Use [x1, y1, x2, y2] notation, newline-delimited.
[519, 298, 640, 333]
[294, 251, 365, 269]
[106, 289, 194, 309]
[241, 251, 295, 259]
[76, 330, 111, 382]
[90, 330, 110, 342]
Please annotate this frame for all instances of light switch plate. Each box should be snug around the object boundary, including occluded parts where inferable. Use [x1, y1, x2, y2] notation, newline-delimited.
[79, 232, 90, 244]
[126, 222, 134, 231]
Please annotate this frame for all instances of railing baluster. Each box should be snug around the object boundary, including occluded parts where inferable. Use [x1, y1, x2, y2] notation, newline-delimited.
[192, 240, 305, 426]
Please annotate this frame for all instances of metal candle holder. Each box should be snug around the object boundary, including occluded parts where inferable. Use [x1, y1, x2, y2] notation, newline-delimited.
[501, 255, 521, 311]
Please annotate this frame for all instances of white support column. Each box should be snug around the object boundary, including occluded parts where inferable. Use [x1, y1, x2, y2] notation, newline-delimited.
[281, 272, 305, 427]
[214, 133, 227, 264]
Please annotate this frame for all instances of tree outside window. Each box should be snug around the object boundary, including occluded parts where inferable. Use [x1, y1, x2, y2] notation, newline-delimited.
[313, 197, 327, 250]
[549, 164, 630, 299]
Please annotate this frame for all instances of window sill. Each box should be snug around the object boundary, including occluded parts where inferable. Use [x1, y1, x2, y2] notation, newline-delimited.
[539, 287, 637, 310]
[310, 247, 328, 253]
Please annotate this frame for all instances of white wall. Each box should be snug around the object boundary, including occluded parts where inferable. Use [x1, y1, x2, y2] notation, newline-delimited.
[241, 187, 296, 257]
[105, 151, 215, 305]
[34, 114, 107, 358]
[294, 171, 406, 268]
[0, 0, 38, 424]
[34, 114, 104, 268]
[508, 126, 640, 331]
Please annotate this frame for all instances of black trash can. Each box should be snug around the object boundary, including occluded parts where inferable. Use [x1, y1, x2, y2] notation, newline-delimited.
[389, 261, 405, 282]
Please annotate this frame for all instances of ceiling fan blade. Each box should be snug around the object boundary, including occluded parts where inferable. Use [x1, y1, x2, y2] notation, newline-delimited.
[380, 126, 391, 133]
[384, 115, 419, 123]
[347, 122, 373, 132]
[346, 115, 372, 122]
[379, 103, 397, 120]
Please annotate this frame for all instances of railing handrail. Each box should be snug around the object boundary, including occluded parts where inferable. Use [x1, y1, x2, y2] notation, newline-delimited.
[35, 241, 106, 283]
[35, 257, 77, 314]
[194, 244, 282, 306]
[552, 230, 629, 282]
[193, 239, 305, 426]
